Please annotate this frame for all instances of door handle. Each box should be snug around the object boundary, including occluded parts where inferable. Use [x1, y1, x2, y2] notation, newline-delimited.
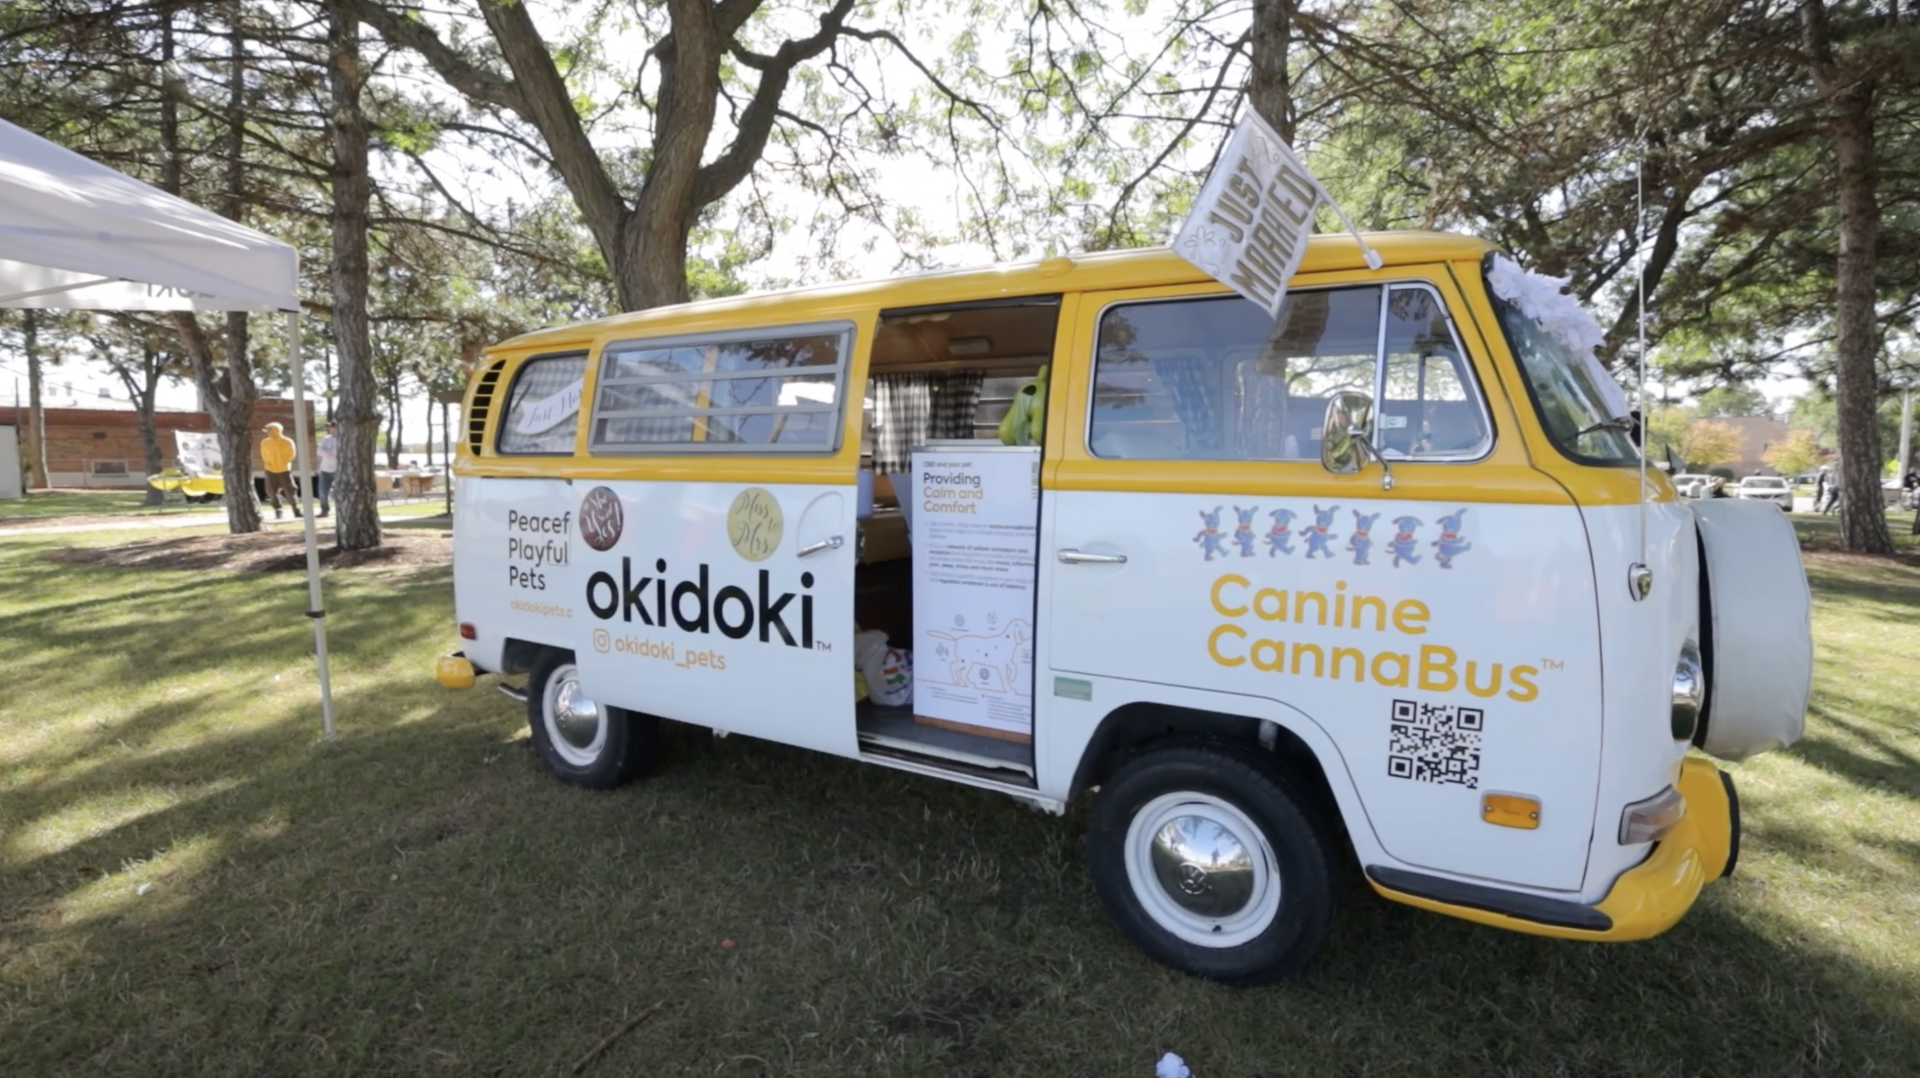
[798, 535, 845, 558]
[1057, 548, 1127, 565]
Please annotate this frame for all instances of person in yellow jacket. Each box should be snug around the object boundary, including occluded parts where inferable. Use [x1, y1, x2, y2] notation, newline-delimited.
[259, 422, 301, 519]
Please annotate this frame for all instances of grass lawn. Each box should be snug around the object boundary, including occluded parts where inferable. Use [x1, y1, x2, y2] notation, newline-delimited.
[3, 523, 1919, 1076]
[0, 489, 217, 522]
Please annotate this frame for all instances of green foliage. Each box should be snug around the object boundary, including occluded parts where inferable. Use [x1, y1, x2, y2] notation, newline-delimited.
[1695, 384, 1771, 418]
[1764, 428, 1824, 479]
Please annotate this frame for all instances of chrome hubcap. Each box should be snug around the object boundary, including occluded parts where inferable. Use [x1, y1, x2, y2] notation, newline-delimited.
[543, 663, 606, 767]
[1149, 814, 1256, 918]
[1123, 791, 1280, 948]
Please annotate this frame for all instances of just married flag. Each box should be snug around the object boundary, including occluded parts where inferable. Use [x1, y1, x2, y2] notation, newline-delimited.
[1172, 111, 1324, 318]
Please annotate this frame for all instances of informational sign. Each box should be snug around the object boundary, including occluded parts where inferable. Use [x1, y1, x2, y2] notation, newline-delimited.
[1172, 110, 1325, 318]
[911, 445, 1042, 740]
[173, 430, 223, 475]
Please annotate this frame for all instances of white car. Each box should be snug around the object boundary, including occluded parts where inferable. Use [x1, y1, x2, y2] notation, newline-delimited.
[1671, 473, 1714, 498]
[1735, 475, 1792, 509]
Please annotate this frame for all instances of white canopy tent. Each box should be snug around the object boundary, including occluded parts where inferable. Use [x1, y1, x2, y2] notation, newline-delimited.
[0, 116, 335, 736]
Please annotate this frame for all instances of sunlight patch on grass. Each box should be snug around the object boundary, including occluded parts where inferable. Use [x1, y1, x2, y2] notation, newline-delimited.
[3, 781, 240, 865]
[47, 834, 225, 929]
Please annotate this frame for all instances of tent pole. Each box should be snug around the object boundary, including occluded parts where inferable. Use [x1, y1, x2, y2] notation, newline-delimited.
[285, 310, 335, 738]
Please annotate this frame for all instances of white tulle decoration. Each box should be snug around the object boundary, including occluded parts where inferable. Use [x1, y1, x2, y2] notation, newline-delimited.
[1486, 254, 1631, 420]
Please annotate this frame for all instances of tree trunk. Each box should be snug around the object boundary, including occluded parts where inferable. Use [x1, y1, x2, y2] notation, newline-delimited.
[327, 0, 381, 550]
[113, 337, 168, 506]
[175, 313, 262, 532]
[23, 311, 48, 488]
[134, 366, 165, 506]
[615, 209, 693, 311]
[386, 389, 403, 467]
[1803, 0, 1891, 554]
[161, 6, 261, 533]
[1828, 86, 1891, 553]
[1248, 0, 1295, 143]
[216, 9, 262, 534]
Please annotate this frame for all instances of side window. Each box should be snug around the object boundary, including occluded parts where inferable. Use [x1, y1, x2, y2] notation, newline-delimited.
[497, 353, 587, 455]
[1378, 285, 1492, 460]
[1088, 284, 1492, 462]
[590, 324, 852, 454]
[1089, 287, 1383, 461]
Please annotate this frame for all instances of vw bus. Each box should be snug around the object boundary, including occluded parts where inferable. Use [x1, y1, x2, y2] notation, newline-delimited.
[436, 232, 1811, 981]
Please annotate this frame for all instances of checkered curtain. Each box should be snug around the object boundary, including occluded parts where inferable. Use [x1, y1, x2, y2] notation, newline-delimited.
[1150, 356, 1224, 454]
[873, 372, 985, 472]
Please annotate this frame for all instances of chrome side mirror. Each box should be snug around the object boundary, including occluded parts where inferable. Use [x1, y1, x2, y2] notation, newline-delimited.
[1321, 391, 1394, 490]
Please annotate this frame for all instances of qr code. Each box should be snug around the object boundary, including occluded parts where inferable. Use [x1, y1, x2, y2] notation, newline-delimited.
[1387, 699, 1484, 788]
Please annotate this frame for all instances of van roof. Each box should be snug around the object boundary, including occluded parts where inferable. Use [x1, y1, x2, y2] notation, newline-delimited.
[491, 230, 1495, 354]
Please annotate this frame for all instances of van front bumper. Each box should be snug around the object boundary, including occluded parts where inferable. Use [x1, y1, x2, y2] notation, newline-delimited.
[1366, 758, 1737, 941]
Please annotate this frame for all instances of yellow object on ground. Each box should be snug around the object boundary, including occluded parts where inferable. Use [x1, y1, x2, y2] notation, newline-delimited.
[147, 471, 226, 497]
[436, 655, 476, 689]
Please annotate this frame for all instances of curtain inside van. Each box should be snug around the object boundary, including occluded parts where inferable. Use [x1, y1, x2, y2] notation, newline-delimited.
[872, 372, 985, 472]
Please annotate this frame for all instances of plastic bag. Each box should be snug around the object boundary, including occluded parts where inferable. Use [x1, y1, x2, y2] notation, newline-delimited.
[863, 647, 913, 706]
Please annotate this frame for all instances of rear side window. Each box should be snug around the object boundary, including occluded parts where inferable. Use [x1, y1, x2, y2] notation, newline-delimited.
[1088, 284, 1489, 462]
[497, 353, 587, 455]
[590, 323, 853, 454]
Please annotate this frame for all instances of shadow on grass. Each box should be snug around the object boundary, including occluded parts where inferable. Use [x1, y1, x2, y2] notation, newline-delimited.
[1791, 699, 1920, 803]
[5, 686, 1920, 1077]
[5, 540, 1920, 1077]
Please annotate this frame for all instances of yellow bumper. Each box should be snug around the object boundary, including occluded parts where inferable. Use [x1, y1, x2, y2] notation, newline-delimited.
[435, 655, 476, 689]
[1370, 758, 1736, 941]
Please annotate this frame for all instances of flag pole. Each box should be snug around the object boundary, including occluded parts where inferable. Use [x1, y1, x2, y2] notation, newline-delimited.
[1313, 185, 1383, 271]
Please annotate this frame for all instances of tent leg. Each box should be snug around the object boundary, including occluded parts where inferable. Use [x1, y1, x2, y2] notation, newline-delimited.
[285, 310, 336, 739]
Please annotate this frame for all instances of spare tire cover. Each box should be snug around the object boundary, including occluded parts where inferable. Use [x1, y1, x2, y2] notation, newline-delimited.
[1691, 499, 1811, 761]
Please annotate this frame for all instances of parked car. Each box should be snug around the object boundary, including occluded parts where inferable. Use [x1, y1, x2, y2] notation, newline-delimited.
[1672, 473, 1713, 498]
[1736, 475, 1793, 509]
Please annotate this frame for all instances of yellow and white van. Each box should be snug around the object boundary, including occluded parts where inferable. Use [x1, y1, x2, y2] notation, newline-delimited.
[437, 231, 1811, 981]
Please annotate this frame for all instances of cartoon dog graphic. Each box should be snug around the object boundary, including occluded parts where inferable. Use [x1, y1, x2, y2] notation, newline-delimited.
[1265, 508, 1298, 556]
[1432, 508, 1473, 569]
[1348, 511, 1380, 566]
[1232, 506, 1259, 557]
[1388, 516, 1424, 567]
[1194, 506, 1229, 561]
[1299, 504, 1340, 559]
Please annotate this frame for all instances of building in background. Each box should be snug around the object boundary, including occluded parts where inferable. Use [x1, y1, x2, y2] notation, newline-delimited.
[1714, 415, 1792, 479]
[0, 399, 311, 489]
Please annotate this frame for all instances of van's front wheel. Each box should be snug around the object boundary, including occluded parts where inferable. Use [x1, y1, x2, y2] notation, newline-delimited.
[1088, 744, 1333, 982]
[527, 651, 655, 789]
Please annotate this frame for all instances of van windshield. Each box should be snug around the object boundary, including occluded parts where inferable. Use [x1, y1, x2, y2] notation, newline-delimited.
[1488, 293, 1637, 465]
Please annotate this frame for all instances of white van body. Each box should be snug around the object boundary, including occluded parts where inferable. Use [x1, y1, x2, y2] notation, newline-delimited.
[439, 234, 1811, 980]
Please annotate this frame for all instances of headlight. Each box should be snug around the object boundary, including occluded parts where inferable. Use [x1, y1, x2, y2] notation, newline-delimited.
[1671, 638, 1704, 741]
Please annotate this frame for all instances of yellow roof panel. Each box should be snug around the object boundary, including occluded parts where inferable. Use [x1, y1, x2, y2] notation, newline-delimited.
[489, 230, 1496, 355]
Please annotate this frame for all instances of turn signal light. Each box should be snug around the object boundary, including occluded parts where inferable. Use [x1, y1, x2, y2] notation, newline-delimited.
[1619, 786, 1687, 845]
[1482, 793, 1541, 830]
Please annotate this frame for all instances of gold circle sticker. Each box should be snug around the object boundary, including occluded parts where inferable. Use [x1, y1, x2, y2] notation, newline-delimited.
[727, 487, 784, 562]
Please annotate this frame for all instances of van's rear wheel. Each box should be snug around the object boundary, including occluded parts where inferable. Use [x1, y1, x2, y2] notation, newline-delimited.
[1087, 743, 1333, 982]
[527, 650, 655, 789]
